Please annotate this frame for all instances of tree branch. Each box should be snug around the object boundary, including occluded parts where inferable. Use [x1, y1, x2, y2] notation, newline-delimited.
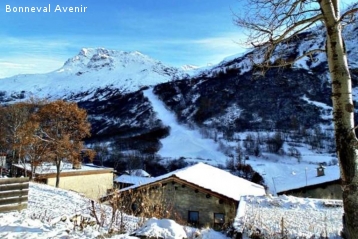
[339, 7, 358, 22]
[258, 48, 326, 68]
[271, 14, 323, 44]
[32, 134, 53, 143]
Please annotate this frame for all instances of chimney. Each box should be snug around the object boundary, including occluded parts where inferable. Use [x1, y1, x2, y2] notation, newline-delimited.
[316, 164, 325, 177]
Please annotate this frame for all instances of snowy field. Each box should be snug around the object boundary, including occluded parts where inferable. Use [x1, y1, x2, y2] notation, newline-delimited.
[235, 195, 344, 239]
[0, 182, 345, 239]
[143, 88, 227, 166]
[0, 182, 230, 239]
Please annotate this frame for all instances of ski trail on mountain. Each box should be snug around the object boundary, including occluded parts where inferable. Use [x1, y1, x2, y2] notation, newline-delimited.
[143, 88, 227, 165]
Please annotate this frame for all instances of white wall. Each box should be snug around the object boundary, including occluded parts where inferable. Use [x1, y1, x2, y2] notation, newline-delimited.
[47, 172, 113, 199]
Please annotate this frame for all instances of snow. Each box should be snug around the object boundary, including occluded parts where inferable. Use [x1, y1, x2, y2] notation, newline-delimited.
[0, 182, 230, 239]
[0, 15, 355, 239]
[204, 103, 243, 126]
[121, 162, 266, 201]
[142, 87, 340, 195]
[124, 169, 151, 177]
[143, 88, 228, 165]
[131, 218, 187, 239]
[192, 15, 357, 80]
[301, 95, 333, 120]
[114, 175, 152, 186]
[0, 48, 187, 102]
[13, 162, 112, 175]
[235, 195, 344, 239]
[244, 153, 340, 195]
[0, 182, 344, 239]
[301, 95, 332, 110]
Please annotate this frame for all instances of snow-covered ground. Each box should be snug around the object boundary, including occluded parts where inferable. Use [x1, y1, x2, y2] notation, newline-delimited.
[0, 182, 344, 239]
[143, 88, 227, 166]
[235, 195, 344, 239]
[245, 153, 340, 195]
[0, 182, 230, 239]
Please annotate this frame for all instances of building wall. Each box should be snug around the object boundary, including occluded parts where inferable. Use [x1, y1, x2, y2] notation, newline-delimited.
[132, 179, 238, 229]
[279, 182, 342, 199]
[47, 172, 113, 199]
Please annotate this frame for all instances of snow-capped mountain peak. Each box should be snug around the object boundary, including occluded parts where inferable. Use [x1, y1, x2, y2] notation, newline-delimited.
[63, 48, 155, 70]
[181, 64, 199, 71]
[0, 48, 188, 102]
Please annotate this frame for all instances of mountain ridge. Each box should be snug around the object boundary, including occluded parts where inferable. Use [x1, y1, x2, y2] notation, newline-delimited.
[1, 19, 358, 178]
[0, 48, 188, 103]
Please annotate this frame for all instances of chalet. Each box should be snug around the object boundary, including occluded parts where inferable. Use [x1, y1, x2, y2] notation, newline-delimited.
[114, 168, 152, 189]
[114, 174, 152, 189]
[116, 163, 265, 229]
[276, 164, 341, 199]
[12, 162, 113, 200]
[123, 169, 151, 177]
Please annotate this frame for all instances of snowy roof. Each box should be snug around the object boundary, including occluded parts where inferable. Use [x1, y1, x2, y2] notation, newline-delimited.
[124, 169, 151, 177]
[13, 162, 113, 175]
[274, 165, 340, 193]
[121, 162, 265, 201]
[114, 174, 152, 185]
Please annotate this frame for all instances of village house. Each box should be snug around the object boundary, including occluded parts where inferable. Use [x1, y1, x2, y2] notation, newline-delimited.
[123, 169, 151, 177]
[116, 162, 266, 229]
[114, 168, 152, 189]
[12, 162, 114, 200]
[276, 164, 342, 199]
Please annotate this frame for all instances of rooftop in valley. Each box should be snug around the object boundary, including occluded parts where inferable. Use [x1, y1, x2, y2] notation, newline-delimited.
[121, 162, 265, 201]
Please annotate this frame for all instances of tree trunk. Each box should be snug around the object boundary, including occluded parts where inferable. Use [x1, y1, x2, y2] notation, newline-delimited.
[55, 159, 61, 188]
[29, 163, 33, 180]
[320, 1, 358, 238]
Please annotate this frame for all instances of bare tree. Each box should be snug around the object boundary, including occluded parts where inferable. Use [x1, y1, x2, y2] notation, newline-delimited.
[235, 0, 357, 237]
[92, 142, 109, 166]
[0, 103, 34, 173]
[21, 119, 51, 180]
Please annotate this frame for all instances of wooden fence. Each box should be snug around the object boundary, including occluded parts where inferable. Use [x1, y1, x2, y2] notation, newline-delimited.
[0, 177, 29, 213]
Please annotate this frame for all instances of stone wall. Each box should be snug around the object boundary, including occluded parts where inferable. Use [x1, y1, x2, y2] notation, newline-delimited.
[135, 179, 238, 229]
[278, 181, 342, 199]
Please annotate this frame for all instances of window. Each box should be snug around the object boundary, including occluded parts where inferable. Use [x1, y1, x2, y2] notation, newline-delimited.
[188, 211, 199, 226]
[131, 203, 138, 212]
[214, 213, 225, 230]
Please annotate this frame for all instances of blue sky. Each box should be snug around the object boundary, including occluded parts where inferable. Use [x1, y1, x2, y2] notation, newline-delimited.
[0, 0, 356, 78]
[0, 0, 246, 78]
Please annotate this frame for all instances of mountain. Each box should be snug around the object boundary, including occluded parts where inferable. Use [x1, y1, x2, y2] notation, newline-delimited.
[153, 20, 358, 137]
[0, 48, 188, 103]
[1, 19, 358, 178]
[202, 20, 358, 76]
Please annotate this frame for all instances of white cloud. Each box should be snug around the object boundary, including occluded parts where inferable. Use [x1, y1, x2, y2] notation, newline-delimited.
[0, 36, 75, 78]
[143, 32, 249, 66]
[0, 58, 64, 78]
